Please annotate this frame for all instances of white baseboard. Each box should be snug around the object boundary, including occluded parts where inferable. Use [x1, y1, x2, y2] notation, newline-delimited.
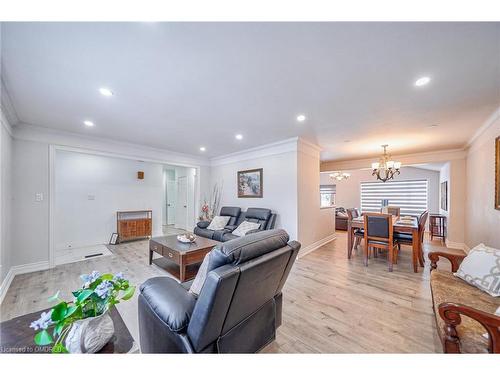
[445, 240, 468, 252]
[298, 233, 337, 258]
[0, 261, 50, 305]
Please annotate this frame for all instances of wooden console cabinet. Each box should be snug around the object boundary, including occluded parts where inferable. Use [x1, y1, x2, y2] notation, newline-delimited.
[117, 210, 152, 243]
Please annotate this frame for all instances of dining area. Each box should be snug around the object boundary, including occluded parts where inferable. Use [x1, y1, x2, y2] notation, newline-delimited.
[346, 206, 429, 273]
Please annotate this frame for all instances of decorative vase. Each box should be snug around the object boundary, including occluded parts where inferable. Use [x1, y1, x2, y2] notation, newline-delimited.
[65, 311, 115, 353]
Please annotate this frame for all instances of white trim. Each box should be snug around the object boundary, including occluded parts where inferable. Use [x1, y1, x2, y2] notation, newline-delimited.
[446, 239, 468, 251]
[0, 104, 14, 137]
[321, 147, 467, 172]
[298, 233, 337, 258]
[210, 137, 299, 166]
[0, 267, 15, 305]
[297, 138, 322, 158]
[0, 77, 20, 127]
[48, 145, 56, 268]
[0, 261, 50, 305]
[466, 105, 500, 149]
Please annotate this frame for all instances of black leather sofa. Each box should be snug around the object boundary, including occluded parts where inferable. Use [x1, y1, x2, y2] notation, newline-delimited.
[138, 229, 300, 353]
[194, 206, 277, 242]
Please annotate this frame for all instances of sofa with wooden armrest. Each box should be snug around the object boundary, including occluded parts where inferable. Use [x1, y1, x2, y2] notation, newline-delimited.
[428, 248, 500, 353]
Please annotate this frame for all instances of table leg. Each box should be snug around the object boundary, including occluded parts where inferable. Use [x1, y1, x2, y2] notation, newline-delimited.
[149, 248, 153, 265]
[347, 221, 354, 259]
[179, 260, 186, 282]
[412, 228, 419, 273]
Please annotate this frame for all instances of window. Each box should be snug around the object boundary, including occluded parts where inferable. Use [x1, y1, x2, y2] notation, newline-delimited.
[360, 180, 428, 216]
[320, 184, 336, 208]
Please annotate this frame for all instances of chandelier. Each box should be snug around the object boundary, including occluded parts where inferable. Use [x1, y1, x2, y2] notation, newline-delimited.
[329, 171, 350, 181]
[371, 145, 401, 182]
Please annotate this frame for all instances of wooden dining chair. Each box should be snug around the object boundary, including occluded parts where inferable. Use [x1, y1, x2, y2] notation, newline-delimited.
[395, 210, 428, 266]
[386, 206, 401, 216]
[347, 208, 364, 255]
[363, 213, 398, 272]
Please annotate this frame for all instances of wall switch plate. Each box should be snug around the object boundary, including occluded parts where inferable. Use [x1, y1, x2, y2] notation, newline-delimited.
[35, 193, 43, 202]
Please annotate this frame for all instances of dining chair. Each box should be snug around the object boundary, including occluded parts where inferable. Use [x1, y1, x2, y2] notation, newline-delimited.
[386, 206, 401, 216]
[363, 213, 398, 272]
[347, 208, 364, 256]
[395, 210, 428, 266]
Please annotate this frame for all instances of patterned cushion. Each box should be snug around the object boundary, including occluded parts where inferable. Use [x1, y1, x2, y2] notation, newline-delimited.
[232, 221, 261, 237]
[430, 270, 499, 353]
[207, 216, 230, 231]
[454, 243, 500, 297]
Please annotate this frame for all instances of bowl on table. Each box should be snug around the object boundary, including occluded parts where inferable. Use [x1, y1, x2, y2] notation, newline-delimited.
[177, 234, 196, 243]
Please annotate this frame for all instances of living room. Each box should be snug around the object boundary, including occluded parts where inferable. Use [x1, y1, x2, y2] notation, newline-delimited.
[1, 1, 499, 373]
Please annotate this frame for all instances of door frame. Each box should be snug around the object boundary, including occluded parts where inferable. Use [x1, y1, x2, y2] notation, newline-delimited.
[48, 144, 202, 268]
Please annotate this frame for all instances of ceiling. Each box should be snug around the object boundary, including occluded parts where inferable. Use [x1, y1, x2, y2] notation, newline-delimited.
[1, 22, 499, 160]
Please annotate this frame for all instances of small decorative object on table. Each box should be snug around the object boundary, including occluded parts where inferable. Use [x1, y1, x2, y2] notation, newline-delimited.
[177, 233, 196, 243]
[30, 271, 135, 353]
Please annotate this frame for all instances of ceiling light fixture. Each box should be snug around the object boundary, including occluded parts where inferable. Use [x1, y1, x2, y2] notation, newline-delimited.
[235, 134, 243, 140]
[371, 145, 402, 183]
[330, 171, 351, 181]
[414, 76, 431, 87]
[83, 120, 94, 127]
[199, 147, 206, 152]
[99, 87, 114, 97]
[296, 114, 306, 122]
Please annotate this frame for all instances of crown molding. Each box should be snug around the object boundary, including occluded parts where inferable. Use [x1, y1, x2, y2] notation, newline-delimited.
[13, 122, 211, 167]
[466, 105, 500, 152]
[321, 147, 467, 172]
[210, 137, 300, 166]
[0, 77, 20, 127]
[0, 104, 13, 137]
[297, 138, 322, 159]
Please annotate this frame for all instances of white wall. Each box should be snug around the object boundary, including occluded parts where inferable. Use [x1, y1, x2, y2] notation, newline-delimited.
[55, 151, 164, 250]
[8, 124, 210, 269]
[321, 166, 440, 214]
[210, 149, 298, 240]
[0, 109, 13, 286]
[465, 109, 500, 249]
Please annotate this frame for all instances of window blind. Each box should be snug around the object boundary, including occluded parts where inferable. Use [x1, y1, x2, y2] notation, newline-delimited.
[360, 179, 428, 216]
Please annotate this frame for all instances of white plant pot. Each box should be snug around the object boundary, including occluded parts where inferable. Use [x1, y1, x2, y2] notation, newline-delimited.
[65, 311, 115, 353]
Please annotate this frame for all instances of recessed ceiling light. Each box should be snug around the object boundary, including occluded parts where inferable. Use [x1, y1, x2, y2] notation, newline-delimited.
[199, 146, 206, 152]
[427, 124, 439, 128]
[99, 87, 114, 97]
[414, 76, 431, 87]
[235, 134, 243, 140]
[83, 120, 94, 127]
[296, 114, 306, 122]
[344, 140, 351, 143]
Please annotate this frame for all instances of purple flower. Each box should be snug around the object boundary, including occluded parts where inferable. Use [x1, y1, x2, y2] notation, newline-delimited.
[80, 271, 100, 288]
[30, 310, 53, 331]
[113, 272, 125, 282]
[95, 280, 113, 299]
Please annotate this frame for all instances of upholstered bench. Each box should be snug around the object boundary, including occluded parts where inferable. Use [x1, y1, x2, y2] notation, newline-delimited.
[429, 249, 500, 353]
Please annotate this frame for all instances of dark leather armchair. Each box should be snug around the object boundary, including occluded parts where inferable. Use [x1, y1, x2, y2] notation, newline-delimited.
[138, 229, 300, 353]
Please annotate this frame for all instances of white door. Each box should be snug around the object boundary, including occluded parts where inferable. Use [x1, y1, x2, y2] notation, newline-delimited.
[176, 176, 188, 230]
[166, 180, 176, 225]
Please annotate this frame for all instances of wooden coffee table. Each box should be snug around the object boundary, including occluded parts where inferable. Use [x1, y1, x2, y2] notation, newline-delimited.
[0, 307, 137, 354]
[149, 234, 221, 282]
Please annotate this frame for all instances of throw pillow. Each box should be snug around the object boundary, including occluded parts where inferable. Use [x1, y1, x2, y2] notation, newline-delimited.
[207, 216, 230, 231]
[232, 221, 261, 237]
[454, 243, 500, 297]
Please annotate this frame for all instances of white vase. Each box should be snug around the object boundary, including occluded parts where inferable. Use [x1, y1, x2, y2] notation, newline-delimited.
[65, 311, 115, 353]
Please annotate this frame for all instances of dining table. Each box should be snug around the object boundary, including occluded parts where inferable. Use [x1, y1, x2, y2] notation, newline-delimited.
[347, 215, 421, 273]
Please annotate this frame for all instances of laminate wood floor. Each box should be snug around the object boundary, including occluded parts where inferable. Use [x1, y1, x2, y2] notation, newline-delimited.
[0, 231, 450, 353]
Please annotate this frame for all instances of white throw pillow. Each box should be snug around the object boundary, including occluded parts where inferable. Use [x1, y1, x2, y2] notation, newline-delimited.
[207, 216, 230, 231]
[454, 243, 500, 297]
[232, 221, 261, 237]
[189, 252, 209, 296]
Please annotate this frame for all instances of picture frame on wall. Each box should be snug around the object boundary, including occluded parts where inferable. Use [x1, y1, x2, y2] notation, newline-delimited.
[440, 181, 448, 211]
[495, 136, 500, 210]
[237, 168, 263, 198]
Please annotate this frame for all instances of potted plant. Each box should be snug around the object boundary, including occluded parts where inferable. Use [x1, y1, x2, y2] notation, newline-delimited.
[29, 271, 135, 353]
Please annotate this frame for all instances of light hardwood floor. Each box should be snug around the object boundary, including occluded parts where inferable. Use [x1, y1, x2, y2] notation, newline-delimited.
[0, 231, 450, 353]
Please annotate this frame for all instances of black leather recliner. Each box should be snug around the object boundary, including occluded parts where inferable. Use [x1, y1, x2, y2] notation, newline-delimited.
[194, 206, 277, 242]
[138, 229, 300, 353]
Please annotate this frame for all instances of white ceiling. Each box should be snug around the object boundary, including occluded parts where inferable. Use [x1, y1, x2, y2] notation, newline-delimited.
[1, 22, 499, 160]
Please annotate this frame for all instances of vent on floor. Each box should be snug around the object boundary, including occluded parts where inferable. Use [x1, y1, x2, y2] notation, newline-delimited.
[84, 253, 104, 259]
